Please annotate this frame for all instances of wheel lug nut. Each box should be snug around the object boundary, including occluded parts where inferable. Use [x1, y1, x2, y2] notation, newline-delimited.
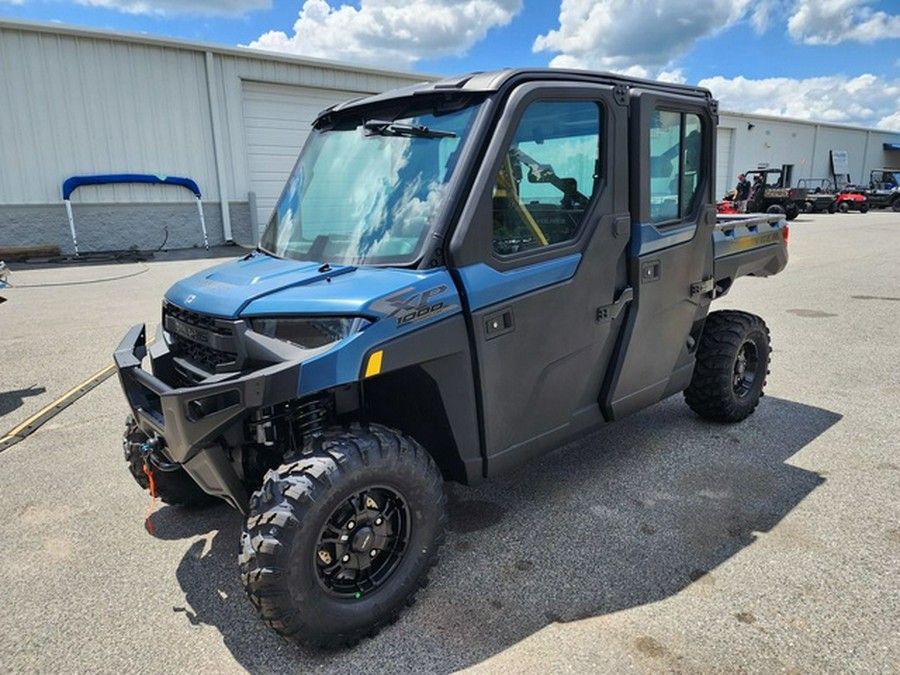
[369, 549, 378, 558]
[346, 520, 356, 530]
[341, 553, 351, 563]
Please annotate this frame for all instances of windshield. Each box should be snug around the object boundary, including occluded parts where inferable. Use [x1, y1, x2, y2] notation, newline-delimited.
[260, 99, 483, 265]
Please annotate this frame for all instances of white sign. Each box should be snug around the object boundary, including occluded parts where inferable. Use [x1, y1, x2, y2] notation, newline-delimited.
[831, 150, 850, 175]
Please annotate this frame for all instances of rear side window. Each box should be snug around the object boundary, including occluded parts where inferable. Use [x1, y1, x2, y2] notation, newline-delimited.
[492, 100, 602, 256]
[649, 110, 703, 224]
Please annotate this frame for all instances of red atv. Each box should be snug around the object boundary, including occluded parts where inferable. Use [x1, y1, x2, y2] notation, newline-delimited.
[833, 187, 869, 213]
[716, 199, 740, 215]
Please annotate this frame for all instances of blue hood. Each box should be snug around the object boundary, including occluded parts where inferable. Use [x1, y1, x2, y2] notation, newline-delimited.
[165, 253, 453, 320]
[165, 254, 356, 318]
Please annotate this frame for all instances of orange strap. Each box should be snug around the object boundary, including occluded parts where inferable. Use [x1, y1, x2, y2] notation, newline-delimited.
[143, 463, 157, 536]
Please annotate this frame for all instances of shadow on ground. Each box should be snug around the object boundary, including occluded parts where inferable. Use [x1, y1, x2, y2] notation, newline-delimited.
[0, 385, 46, 419]
[153, 395, 839, 673]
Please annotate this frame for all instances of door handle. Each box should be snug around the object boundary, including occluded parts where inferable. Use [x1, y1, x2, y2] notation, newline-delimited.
[484, 308, 514, 340]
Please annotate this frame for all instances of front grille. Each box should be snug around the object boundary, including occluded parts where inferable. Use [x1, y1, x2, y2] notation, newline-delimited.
[178, 338, 237, 372]
[165, 303, 232, 336]
[163, 302, 240, 375]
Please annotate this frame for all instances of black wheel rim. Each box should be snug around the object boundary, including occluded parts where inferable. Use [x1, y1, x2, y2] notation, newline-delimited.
[733, 340, 760, 398]
[314, 486, 410, 598]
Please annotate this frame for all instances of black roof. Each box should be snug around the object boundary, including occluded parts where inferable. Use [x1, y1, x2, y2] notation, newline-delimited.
[320, 68, 715, 120]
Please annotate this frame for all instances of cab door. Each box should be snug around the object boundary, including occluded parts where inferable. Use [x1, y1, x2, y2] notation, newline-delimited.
[602, 89, 717, 420]
[448, 82, 631, 476]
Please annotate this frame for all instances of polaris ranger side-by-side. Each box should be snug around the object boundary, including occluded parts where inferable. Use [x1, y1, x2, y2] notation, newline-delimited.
[745, 168, 805, 220]
[115, 69, 788, 648]
[865, 168, 900, 211]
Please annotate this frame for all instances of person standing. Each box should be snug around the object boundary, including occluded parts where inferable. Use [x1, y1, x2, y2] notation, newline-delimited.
[735, 173, 751, 212]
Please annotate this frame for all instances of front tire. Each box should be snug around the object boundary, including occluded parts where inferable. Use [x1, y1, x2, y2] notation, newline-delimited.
[859, 202, 869, 213]
[784, 202, 800, 220]
[123, 416, 218, 507]
[239, 423, 446, 649]
[684, 311, 771, 423]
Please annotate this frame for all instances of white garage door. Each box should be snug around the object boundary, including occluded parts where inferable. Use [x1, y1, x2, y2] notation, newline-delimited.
[242, 81, 366, 230]
[716, 127, 734, 200]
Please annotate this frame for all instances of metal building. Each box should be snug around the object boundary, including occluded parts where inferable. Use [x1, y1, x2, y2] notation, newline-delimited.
[715, 112, 900, 199]
[0, 19, 427, 254]
[1, 18, 898, 255]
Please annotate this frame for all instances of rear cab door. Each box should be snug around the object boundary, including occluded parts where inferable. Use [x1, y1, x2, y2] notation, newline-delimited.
[448, 80, 631, 476]
[601, 85, 718, 419]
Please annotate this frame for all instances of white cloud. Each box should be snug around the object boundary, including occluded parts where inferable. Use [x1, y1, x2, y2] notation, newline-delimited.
[699, 74, 900, 130]
[534, 0, 898, 77]
[749, 0, 779, 33]
[876, 112, 900, 131]
[0, 0, 25, 5]
[75, 0, 270, 17]
[788, 0, 900, 44]
[532, 0, 764, 76]
[657, 68, 687, 84]
[247, 0, 522, 68]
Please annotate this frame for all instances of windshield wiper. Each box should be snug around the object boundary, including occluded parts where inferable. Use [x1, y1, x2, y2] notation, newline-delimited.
[364, 119, 456, 139]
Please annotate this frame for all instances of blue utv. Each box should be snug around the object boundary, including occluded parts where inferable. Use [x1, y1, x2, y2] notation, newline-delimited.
[115, 69, 788, 648]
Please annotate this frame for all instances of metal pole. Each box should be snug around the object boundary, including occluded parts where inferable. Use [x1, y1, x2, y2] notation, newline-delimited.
[205, 51, 233, 243]
[196, 197, 210, 250]
[64, 199, 80, 257]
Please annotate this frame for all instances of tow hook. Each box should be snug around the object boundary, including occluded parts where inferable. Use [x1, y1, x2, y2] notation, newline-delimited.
[139, 436, 181, 472]
[140, 436, 162, 458]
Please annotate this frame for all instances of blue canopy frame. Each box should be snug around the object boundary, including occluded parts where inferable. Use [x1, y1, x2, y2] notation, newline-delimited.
[62, 173, 208, 255]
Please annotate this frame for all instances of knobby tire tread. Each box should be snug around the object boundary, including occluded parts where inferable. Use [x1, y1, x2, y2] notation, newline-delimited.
[684, 310, 771, 423]
[239, 423, 446, 649]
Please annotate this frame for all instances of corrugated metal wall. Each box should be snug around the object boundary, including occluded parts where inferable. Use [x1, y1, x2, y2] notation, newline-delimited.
[0, 28, 215, 204]
[719, 111, 897, 186]
[0, 21, 425, 209]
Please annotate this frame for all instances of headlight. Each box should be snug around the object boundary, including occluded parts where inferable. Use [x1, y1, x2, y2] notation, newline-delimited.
[249, 317, 370, 349]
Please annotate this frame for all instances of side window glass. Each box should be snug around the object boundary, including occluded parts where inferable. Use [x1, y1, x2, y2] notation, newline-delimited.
[649, 110, 703, 224]
[492, 101, 601, 256]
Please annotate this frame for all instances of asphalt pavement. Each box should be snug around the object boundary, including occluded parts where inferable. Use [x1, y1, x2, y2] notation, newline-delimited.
[0, 213, 897, 673]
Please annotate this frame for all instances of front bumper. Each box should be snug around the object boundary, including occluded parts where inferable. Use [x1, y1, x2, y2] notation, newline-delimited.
[114, 323, 301, 512]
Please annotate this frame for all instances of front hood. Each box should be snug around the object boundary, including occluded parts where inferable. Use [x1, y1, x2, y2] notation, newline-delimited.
[165, 253, 356, 318]
[165, 252, 453, 320]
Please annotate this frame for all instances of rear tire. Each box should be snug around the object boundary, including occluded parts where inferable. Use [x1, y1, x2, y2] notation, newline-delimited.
[684, 311, 770, 423]
[838, 201, 850, 213]
[859, 202, 869, 213]
[891, 198, 900, 212]
[123, 416, 218, 507]
[239, 423, 446, 649]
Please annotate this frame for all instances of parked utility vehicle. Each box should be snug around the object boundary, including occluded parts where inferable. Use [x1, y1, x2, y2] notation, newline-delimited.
[835, 186, 869, 213]
[745, 168, 805, 220]
[865, 169, 900, 211]
[797, 178, 837, 213]
[115, 69, 789, 648]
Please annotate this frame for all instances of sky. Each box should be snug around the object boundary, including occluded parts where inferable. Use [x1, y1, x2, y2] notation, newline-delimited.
[1, 0, 898, 131]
